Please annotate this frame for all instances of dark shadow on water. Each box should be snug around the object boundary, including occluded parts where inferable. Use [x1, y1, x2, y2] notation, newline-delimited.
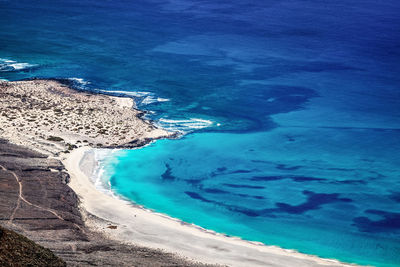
[184, 189, 352, 218]
[267, 190, 352, 215]
[251, 175, 326, 182]
[222, 183, 265, 189]
[353, 210, 400, 233]
[161, 163, 176, 181]
[276, 164, 303, 171]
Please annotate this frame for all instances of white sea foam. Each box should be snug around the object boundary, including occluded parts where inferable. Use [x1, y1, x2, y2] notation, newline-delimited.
[69, 80, 169, 105]
[157, 117, 214, 132]
[141, 95, 170, 105]
[68, 81, 205, 134]
[98, 89, 170, 106]
[8, 63, 35, 70]
[68, 77, 91, 86]
[0, 58, 37, 72]
[91, 148, 120, 194]
[103, 90, 152, 97]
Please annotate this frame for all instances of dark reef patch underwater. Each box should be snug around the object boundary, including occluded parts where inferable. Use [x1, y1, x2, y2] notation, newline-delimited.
[1, 0, 400, 266]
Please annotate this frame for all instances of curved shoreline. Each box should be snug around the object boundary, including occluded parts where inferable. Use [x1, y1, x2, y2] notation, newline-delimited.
[0, 79, 175, 157]
[1, 78, 363, 266]
[64, 146, 361, 267]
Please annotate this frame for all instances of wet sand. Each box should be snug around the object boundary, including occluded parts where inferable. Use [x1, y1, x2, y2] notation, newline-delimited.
[1, 79, 361, 266]
[65, 146, 360, 267]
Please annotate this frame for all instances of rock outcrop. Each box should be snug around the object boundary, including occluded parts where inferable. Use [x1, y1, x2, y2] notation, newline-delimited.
[0, 139, 211, 266]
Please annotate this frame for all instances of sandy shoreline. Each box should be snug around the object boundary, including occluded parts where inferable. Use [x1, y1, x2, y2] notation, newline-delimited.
[0, 79, 173, 156]
[1, 79, 361, 266]
[64, 146, 359, 267]
[0, 139, 211, 266]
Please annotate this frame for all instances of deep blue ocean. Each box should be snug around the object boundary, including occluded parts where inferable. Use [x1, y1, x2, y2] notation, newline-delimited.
[1, 0, 400, 266]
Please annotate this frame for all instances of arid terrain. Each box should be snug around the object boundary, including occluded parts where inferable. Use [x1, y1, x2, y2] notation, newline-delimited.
[0, 79, 171, 156]
[0, 79, 208, 266]
[0, 80, 357, 267]
[0, 138, 211, 266]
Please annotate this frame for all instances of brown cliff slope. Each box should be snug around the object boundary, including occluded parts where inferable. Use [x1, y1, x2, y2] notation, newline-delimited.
[0, 225, 66, 267]
[0, 139, 213, 267]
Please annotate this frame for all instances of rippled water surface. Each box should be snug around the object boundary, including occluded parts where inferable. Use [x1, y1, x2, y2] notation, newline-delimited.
[1, 0, 400, 266]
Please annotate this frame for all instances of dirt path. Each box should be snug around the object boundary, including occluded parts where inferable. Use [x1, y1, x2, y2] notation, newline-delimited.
[0, 164, 65, 223]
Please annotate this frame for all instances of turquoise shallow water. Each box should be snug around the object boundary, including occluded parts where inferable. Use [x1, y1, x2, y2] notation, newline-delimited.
[1, 0, 400, 266]
[102, 129, 400, 267]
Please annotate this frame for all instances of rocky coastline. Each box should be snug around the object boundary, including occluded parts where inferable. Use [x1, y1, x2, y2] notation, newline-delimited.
[0, 138, 211, 266]
[0, 79, 208, 266]
[0, 79, 358, 267]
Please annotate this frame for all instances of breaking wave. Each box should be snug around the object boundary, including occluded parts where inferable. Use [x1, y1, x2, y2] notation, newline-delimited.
[0, 58, 37, 72]
[67, 79, 211, 133]
[100, 89, 170, 106]
[156, 117, 215, 132]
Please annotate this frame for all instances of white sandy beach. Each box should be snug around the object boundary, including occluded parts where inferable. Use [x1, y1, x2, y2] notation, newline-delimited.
[64, 147, 360, 267]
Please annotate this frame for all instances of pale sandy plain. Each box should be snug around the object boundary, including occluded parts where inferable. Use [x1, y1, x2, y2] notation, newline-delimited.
[64, 147, 363, 267]
[0, 79, 171, 156]
[1, 79, 363, 267]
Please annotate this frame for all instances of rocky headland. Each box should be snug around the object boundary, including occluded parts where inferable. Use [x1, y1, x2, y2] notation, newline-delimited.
[0, 79, 172, 156]
[0, 79, 208, 266]
[0, 139, 210, 266]
[0, 80, 357, 267]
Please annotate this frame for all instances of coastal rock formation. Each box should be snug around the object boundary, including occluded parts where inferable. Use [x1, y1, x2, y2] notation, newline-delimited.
[0, 79, 172, 156]
[0, 139, 211, 266]
[0, 225, 66, 267]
